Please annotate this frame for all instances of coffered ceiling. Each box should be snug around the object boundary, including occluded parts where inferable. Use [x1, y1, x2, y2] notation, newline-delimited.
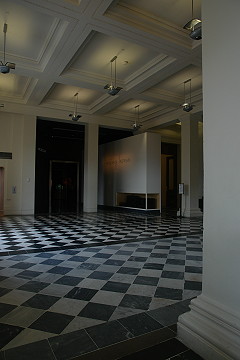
[0, 0, 202, 132]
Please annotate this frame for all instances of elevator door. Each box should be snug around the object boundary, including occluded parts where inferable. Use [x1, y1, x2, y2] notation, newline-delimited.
[50, 161, 79, 214]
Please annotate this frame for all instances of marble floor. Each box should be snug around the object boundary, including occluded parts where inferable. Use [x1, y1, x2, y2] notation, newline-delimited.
[0, 210, 203, 359]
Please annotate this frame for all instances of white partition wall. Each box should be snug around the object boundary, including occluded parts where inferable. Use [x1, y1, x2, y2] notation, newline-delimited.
[98, 132, 161, 209]
[178, 1, 240, 359]
[0, 113, 36, 215]
[180, 115, 203, 217]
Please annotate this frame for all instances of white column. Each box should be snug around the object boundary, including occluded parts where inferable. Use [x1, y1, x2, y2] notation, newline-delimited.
[83, 123, 99, 212]
[178, 1, 240, 359]
[180, 115, 202, 217]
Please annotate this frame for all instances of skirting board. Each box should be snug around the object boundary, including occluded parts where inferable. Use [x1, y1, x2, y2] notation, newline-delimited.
[177, 295, 240, 360]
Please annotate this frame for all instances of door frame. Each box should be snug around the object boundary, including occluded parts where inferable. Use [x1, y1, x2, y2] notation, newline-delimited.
[49, 160, 80, 215]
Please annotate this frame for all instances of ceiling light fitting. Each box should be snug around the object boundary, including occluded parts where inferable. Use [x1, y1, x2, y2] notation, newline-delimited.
[0, 23, 16, 74]
[69, 92, 82, 121]
[183, 0, 202, 40]
[104, 55, 122, 96]
[181, 79, 195, 112]
[132, 104, 142, 131]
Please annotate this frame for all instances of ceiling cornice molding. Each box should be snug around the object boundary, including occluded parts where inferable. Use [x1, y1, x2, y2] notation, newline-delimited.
[0, 78, 39, 104]
[0, 100, 132, 128]
[144, 102, 203, 131]
[0, 18, 70, 73]
[124, 54, 176, 91]
[104, 2, 192, 50]
[142, 88, 183, 106]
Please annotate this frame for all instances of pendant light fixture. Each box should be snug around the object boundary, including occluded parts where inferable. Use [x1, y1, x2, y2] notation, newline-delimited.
[69, 92, 82, 121]
[104, 55, 122, 96]
[0, 23, 16, 74]
[181, 79, 195, 112]
[132, 104, 142, 131]
[183, 0, 202, 40]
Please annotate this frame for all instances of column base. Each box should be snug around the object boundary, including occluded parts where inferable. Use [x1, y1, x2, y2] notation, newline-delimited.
[83, 207, 97, 213]
[178, 294, 240, 360]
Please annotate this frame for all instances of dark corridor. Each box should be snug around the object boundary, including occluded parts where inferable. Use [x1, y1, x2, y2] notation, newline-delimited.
[50, 162, 79, 214]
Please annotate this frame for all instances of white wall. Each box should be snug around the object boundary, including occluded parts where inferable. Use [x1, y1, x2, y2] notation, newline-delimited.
[0, 113, 36, 215]
[98, 132, 161, 207]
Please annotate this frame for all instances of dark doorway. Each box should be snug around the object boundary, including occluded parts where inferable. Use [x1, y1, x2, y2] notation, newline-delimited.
[35, 118, 133, 215]
[161, 143, 179, 210]
[166, 156, 177, 208]
[50, 161, 79, 214]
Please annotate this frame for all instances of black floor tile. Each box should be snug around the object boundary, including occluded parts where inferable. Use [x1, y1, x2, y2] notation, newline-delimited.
[49, 328, 98, 360]
[154, 287, 183, 301]
[133, 275, 159, 286]
[0, 288, 12, 297]
[167, 259, 185, 265]
[93, 253, 112, 259]
[29, 311, 74, 334]
[87, 271, 113, 280]
[22, 293, 60, 310]
[118, 338, 188, 360]
[10, 262, 35, 270]
[101, 281, 130, 293]
[18, 280, 50, 293]
[78, 302, 116, 321]
[128, 256, 148, 262]
[40, 259, 63, 266]
[186, 255, 202, 261]
[65, 287, 97, 301]
[104, 259, 125, 266]
[185, 266, 202, 273]
[15, 270, 42, 280]
[143, 263, 164, 270]
[0, 323, 23, 349]
[55, 275, 83, 286]
[61, 250, 80, 255]
[47, 266, 72, 275]
[0, 303, 16, 317]
[184, 281, 202, 290]
[117, 267, 140, 275]
[77, 263, 100, 271]
[119, 294, 152, 310]
[148, 299, 191, 326]
[35, 253, 55, 258]
[4, 339, 55, 360]
[68, 255, 89, 262]
[150, 253, 168, 259]
[86, 320, 134, 348]
[161, 271, 184, 280]
[118, 312, 163, 336]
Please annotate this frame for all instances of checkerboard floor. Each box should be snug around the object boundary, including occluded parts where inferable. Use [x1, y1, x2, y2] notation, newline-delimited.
[0, 210, 203, 358]
[0, 210, 203, 255]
